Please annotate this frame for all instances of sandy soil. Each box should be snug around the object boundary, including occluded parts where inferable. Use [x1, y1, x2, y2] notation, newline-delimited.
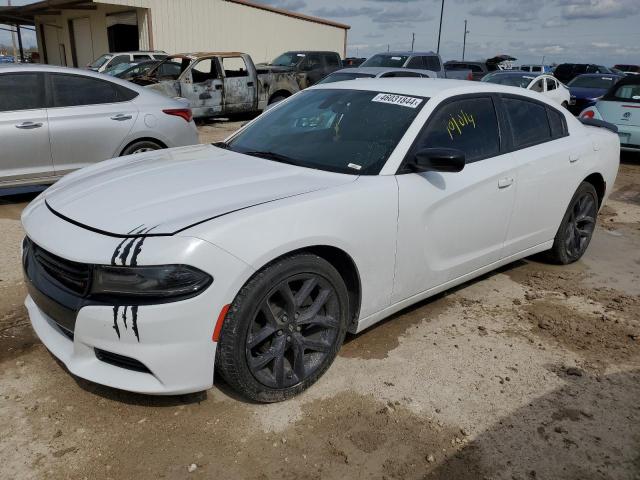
[1, 126, 639, 480]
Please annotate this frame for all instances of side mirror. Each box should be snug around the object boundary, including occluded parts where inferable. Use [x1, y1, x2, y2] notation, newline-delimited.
[410, 148, 465, 173]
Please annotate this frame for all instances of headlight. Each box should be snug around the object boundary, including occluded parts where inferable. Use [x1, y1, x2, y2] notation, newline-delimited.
[91, 265, 212, 300]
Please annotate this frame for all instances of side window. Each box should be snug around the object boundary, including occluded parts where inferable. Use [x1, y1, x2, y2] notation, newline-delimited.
[547, 107, 568, 138]
[503, 97, 552, 148]
[191, 59, 219, 83]
[546, 78, 557, 91]
[222, 56, 248, 78]
[530, 79, 544, 92]
[415, 97, 501, 163]
[425, 56, 441, 71]
[470, 65, 483, 73]
[407, 56, 425, 69]
[324, 54, 340, 67]
[50, 74, 134, 107]
[109, 55, 130, 67]
[303, 54, 323, 71]
[0, 73, 44, 111]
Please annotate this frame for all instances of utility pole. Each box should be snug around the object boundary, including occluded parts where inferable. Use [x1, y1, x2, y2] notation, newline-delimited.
[436, 0, 445, 54]
[462, 19, 469, 61]
[387, 44, 390, 52]
[411, 32, 415, 52]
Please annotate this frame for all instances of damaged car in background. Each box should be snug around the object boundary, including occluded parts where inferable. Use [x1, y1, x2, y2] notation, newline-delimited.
[132, 52, 303, 119]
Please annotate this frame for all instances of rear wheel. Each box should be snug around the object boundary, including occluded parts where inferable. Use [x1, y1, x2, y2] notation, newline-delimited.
[121, 140, 163, 156]
[216, 253, 349, 402]
[547, 182, 598, 264]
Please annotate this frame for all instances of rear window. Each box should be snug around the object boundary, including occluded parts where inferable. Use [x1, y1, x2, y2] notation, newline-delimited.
[317, 72, 374, 84]
[609, 82, 640, 103]
[568, 75, 619, 89]
[361, 54, 409, 68]
[503, 97, 552, 148]
[425, 56, 441, 71]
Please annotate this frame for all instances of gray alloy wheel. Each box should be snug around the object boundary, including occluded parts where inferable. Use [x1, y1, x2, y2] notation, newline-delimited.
[215, 253, 349, 403]
[548, 182, 598, 264]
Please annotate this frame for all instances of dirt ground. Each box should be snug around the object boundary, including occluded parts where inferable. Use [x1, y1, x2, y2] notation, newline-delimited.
[1, 123, 639, 480]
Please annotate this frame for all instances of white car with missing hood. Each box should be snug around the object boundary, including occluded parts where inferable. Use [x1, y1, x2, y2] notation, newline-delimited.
[22, 79, 619, 401]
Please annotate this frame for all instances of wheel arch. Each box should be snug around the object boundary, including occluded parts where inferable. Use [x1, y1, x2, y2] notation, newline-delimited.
[583, 172, 606, 207]
[252, 245, 362, 331]
[268, 89, 293, 104]
[119, 137, 167, 156]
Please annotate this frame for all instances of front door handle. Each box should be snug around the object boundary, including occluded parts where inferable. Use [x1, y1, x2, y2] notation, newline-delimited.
[15, 121, 43, 129]
[498, 177, 514, 189]
[215, 84, 222, 90]
[247, 81, 254, 87]
[110, 114, 132, 121]
[569, 155, 579, 163]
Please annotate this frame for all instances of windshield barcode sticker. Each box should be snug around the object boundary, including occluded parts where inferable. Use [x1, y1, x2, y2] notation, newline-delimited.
[372, 93, 423, 109]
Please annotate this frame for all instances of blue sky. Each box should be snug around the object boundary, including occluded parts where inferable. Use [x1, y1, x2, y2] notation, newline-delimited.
[2, 0, 639, 66]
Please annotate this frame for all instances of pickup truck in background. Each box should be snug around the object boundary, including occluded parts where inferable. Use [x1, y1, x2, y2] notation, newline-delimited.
[360, 51, 473, 80]
[256, 50, 343, 87]
[133, 52, 302, 119]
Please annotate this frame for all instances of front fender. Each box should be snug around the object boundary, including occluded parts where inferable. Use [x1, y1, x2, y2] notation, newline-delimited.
[182, 176, 399, 320]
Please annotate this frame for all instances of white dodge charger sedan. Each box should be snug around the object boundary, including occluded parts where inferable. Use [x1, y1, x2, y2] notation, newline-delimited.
[22, 79, 619, 402]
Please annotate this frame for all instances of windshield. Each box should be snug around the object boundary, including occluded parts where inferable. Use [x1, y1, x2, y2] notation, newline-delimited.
[271, 52, 305, 67]
[317, 72, 376, 84]
[90, 54, 111, 69]
[482, 73, 534, 88]
[568, 75, 618, 89]
[226, 89, 426, 175]
[104, 62, 135, 76]
[361, 54, 409, 68]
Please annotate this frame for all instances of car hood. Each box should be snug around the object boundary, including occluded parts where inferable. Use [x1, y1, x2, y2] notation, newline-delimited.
[570, 86, 607, 100]
[44, 144, 356, 236]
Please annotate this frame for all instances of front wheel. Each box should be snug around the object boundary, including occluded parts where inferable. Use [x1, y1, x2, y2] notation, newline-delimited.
[547, 182, 598, 264]
[215, 253, 349, 402]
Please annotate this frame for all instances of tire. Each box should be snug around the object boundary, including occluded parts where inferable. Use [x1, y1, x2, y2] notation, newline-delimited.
[121, 140, 163, 156]
[547, 182, 598, 264]
[216, 253, 349, 403]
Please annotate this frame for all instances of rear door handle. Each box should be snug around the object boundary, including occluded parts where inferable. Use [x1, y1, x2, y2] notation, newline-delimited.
[15, 121, 43, 129]
[247, 81, 254, 87]
[569, 155, 579, 163]
[110, 114, 132, 121]
[215, 84, 222, 90]
[498, 177, 514, 189]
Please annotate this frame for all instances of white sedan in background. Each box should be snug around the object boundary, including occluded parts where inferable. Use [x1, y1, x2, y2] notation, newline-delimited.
[1, 65, 198, 188]
[22, 79, 619, 401]
[482, 71, 571, 108]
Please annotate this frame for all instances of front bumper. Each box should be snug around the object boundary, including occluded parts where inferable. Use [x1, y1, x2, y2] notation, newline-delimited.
[22, 198, 254, 395]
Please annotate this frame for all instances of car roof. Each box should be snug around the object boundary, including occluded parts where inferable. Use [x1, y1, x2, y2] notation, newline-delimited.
[375, 51, 438, 56]
[0, 64, 155, 92]
[573, 73, 622, 78]
[330, 67, 431, 76]
[309, 77, 558, 103]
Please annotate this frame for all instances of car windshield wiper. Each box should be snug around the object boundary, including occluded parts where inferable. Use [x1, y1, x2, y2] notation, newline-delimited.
[244, 150, 300, 166]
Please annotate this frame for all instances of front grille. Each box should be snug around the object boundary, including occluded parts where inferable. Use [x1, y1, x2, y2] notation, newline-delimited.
[25, 238, 91, 296]
[94, 349, 151, 373]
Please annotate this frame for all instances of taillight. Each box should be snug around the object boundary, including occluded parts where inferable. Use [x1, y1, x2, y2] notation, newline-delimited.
[163, 108, 193, 122]
[467, 72, 473, 81]
[581, 110, 595, 119]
